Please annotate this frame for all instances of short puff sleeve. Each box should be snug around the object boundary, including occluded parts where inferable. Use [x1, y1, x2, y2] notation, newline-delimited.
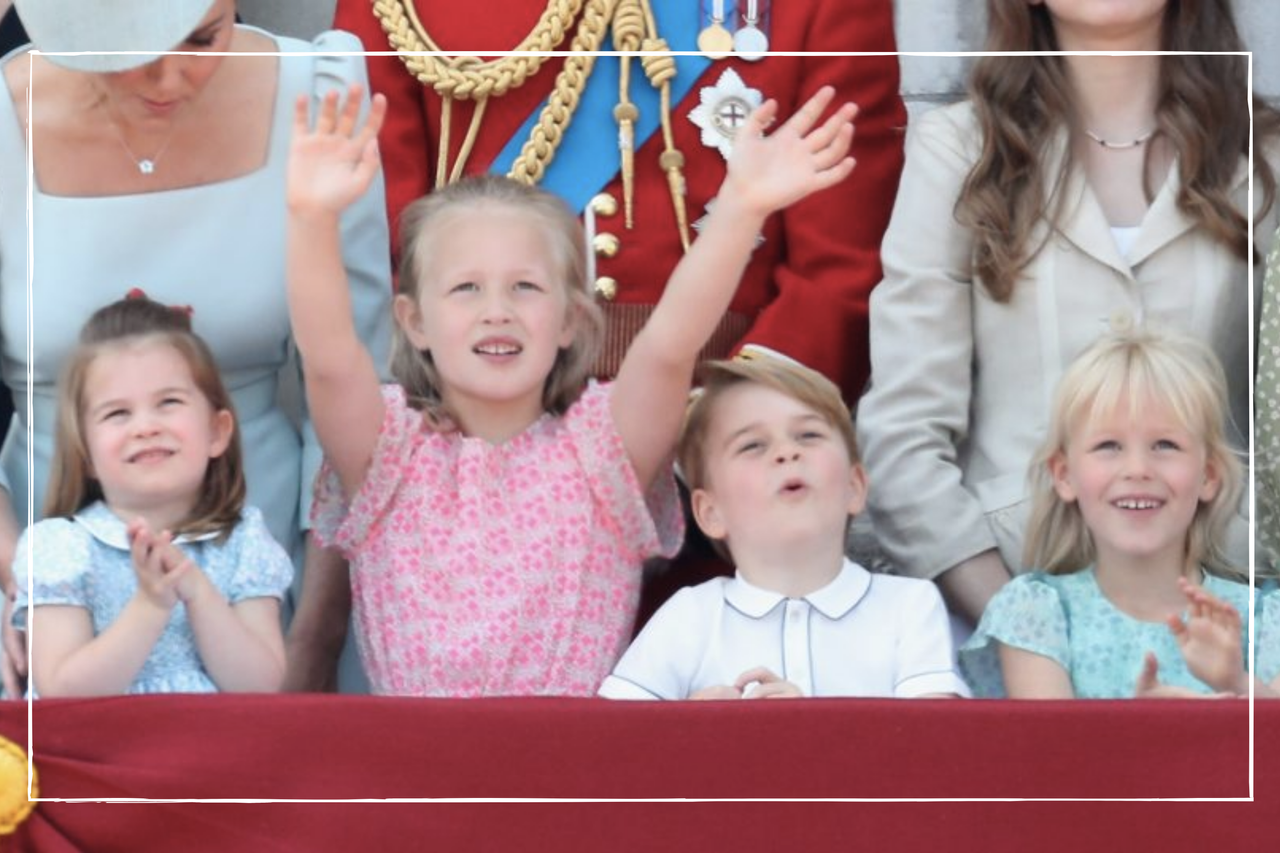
[223, 506, 294, 602]
[310, 384, 420, 556]
[10, 519, 92, 631]
[958, 572, 1070, 698]
[1257, 586, 1280, 685]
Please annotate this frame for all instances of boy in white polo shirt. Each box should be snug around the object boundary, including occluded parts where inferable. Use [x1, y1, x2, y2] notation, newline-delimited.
[599, 355, 967, 700]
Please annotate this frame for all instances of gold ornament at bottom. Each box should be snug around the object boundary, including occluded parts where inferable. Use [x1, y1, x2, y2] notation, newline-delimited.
[0, 734, 37, 834]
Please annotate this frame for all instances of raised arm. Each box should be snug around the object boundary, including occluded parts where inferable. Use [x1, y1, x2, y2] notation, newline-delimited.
[611, 88, 857, 489]
[286, 85, 390, 499]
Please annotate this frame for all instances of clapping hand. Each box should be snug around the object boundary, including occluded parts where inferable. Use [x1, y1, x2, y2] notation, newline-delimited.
[126, 520, 185, 612]
[688, 667, 805, 700]
[1134, 578, 1248, 698]
[287, 83, 388, 217]
[1166, 577, 1246, 695]
[722, 86, 857, 219]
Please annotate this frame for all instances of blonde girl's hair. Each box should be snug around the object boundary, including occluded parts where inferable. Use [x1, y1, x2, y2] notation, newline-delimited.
[391, 174, 605, 425]
[44, 295, 246, 540]
[1023, 328, 1243, 580]
[958, 0, 1279, 302]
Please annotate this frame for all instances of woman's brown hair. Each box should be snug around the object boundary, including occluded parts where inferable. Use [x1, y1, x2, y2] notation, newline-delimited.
[44, 294, 245, 539]
[958, 0, 1279, 302]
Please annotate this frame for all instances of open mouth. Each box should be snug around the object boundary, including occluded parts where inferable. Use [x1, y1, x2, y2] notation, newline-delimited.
[473, 341, 522, 357]
[779, 478, 808, 496]
[128, 448, 175, 464]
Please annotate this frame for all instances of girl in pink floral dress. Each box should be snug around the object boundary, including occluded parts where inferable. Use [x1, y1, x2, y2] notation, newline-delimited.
[285, 84, 857, 696]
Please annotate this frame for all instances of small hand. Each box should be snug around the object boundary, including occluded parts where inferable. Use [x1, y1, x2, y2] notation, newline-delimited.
[723, 86, 857, 218]
[0, 586, 24, 699]
[735, 666, 804, 699]
[127, 520, 182, 612]
[689, 684, 742, 700]
[287, 83, 388, 217]
[1166, 577, 1246, 694]
[1134, 652, 1235, 699]
[154, 535, 205, 605]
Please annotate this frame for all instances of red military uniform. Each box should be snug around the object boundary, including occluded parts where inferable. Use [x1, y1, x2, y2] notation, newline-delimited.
[335, 0, 906, 400]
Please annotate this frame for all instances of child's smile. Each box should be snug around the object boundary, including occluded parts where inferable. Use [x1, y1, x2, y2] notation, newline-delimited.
[82, 340, 233, 530]
[1050, 396, 1219, 572]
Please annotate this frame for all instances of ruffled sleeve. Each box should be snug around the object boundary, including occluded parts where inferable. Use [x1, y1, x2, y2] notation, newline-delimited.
[10, 519, 93, 631]
[223, 507, 294, 602]
[311, 385, 426, 557]
[562, 381, 684, 562]
[958, 572, 1071, 698]
[1257, 586, 1280, 685]
[292, 29, 394, 528]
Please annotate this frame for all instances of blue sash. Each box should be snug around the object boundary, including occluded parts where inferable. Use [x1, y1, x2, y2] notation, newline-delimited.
[489, 0, 715, 213]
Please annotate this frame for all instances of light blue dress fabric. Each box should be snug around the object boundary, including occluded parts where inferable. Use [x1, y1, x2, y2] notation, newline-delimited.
[11, 502, 292, 694]
[959, 568, 1253, 698]
[1257, 582, 1280, 685]
[0, 28, 393, 557]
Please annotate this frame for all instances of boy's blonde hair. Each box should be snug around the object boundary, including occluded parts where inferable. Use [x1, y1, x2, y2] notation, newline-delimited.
[678, 356, 860, 561]
[1023, 327, 1242, 578]
[679, 355, 861, 493]
[45, 295, 245, 539]
[392, 175, 606, 424]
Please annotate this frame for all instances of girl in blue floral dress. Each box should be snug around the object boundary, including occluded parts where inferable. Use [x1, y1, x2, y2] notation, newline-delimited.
[960, 329, 1256, 698]
[11, 295, 291, 696]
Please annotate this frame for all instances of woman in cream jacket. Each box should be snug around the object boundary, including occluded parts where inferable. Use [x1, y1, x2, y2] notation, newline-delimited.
[857, 0, 1278, 625]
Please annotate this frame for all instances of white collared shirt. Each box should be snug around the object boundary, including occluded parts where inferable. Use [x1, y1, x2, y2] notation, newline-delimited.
[599, 558, 969, 699]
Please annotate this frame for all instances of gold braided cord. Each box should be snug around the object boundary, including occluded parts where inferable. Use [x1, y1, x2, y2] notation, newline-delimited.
[507, 0, 618, 185]
[372, 0, 583, 100]
[372, 0, 687, 255]
[612, 0, 645, 227]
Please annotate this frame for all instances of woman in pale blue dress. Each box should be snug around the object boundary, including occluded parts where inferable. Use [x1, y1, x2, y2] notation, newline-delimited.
[0, 0, 391, 695]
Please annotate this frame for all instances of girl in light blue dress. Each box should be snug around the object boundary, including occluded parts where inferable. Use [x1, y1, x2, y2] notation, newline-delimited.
[12, 295, 291, 696]
[960, 329, 1257, 699]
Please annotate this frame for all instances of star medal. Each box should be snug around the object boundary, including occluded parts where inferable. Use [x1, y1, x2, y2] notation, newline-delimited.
[688, 68, 764, 161]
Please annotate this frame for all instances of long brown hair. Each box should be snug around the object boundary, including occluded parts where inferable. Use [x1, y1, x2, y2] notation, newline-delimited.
[959, 0, 1279, 302]
[44, 295, 245, 539]
[392, 175, 605, 425]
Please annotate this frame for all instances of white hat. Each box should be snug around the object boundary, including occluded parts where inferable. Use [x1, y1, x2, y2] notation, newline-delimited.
[14, 0, 216, 73]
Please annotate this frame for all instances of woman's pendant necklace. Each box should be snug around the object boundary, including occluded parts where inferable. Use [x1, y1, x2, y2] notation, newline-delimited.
[106, 108, 176, 176]
[1083, 127, 1156, 151]
[113, 130, 173, 174]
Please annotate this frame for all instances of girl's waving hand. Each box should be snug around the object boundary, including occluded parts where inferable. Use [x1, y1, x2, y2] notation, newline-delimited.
[612, 87, 858, 491]
[725, 89, 858, 217]
[288, 84, 388, 218]
[287, 85, 390, 498]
